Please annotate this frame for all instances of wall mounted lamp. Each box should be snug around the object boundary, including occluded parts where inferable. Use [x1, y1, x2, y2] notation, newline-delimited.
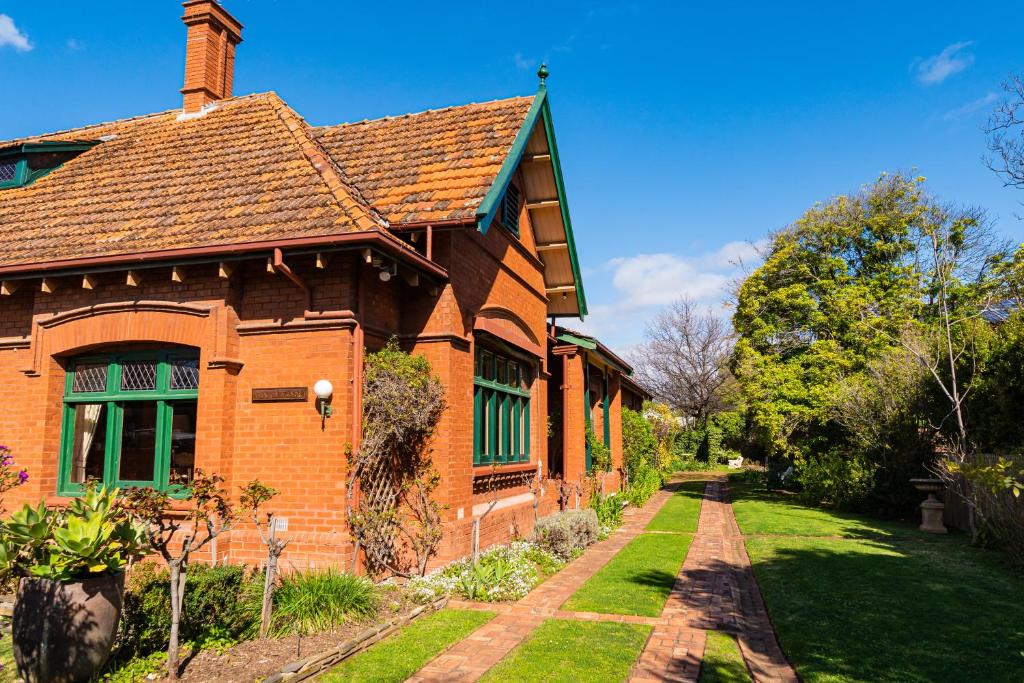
[314, 378, 333, 429]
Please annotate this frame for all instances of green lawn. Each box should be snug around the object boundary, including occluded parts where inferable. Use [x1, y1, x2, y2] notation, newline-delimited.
[480, 618, 651, 683]
[699, 631, 751, 683]
[646, 480, 707, 533]
[732, 480, 1024, 682]
[0, 634, 12, 683]
[729, 482, 909, 538]
[562, 532, 693, 616]
[322, 608, 496, 683]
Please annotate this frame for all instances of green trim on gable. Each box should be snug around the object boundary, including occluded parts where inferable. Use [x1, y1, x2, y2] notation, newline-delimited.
[476, 88, 589, 320]
[539, 96, 588, 319]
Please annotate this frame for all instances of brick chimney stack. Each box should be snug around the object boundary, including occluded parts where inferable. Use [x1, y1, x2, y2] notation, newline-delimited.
[180, 0, 243, 112]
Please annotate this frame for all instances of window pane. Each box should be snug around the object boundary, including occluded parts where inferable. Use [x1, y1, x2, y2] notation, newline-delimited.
[118, 402, 158, 482]
[120, 360, 157, 391]
[497, 359, 507, 385]
[0, 161, 16, 182]
[72, 363, 108, 393]
[70, 403, 107, 484]
[483, 353, 494, 381]
[170, 358, 200, 391]
[169, 401, 197, 485]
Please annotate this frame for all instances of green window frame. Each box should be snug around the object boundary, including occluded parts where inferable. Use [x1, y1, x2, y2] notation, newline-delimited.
[0, 158, 28, 190]
[473, 347, 532, 466]
[58, 350, 200, 496]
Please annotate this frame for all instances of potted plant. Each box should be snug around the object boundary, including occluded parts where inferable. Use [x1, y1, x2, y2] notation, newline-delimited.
[0, 486, 149, 683]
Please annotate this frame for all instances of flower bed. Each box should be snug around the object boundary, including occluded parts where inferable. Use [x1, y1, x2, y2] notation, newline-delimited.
[408, 541, 566, 603]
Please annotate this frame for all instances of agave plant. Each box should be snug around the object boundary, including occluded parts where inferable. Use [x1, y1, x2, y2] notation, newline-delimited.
[0, 486, 149, 581]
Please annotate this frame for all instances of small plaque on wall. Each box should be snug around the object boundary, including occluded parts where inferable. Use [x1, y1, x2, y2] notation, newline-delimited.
[251, 387, 308, 403]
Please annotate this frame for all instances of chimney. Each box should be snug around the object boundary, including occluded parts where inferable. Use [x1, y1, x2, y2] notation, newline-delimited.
[180, 0, 243, 112]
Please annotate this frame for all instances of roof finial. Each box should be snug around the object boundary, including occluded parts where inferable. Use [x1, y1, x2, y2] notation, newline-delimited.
[537, 63, 549, 89]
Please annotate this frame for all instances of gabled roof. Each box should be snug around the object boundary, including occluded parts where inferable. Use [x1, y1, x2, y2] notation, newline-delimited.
[0, 86, 588, 320]
[313, 97, 534, 225]
[0, 92, 383, 268]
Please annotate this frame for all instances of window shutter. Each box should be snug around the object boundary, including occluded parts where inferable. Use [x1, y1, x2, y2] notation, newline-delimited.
[502, 184, 521, 236]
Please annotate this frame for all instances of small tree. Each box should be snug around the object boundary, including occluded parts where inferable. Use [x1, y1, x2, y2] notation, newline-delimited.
[122, 472, 234, 679]
[239, 480, 288, 638]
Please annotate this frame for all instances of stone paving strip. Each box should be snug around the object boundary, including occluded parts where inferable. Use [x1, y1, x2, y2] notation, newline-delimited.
[406, 485, 680, 683]
[629, 476, 799, 683]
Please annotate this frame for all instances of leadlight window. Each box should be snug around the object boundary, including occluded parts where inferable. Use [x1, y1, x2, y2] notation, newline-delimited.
[473, 347, 532, 466]
[59, 350, 200, 495]
[0, 161, 16, 183]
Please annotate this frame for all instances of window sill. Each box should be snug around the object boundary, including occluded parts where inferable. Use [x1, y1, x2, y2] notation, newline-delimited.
[473, 461, 537, 478]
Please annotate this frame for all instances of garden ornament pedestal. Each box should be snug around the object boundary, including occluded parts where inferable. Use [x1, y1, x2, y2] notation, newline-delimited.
[911, 478, 947, 534]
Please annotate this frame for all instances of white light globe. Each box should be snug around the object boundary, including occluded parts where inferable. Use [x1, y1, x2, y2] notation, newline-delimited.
[313, 379, 334, 400]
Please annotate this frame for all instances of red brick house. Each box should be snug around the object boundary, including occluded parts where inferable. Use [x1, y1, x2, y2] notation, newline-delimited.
[0, 1, 639, 568]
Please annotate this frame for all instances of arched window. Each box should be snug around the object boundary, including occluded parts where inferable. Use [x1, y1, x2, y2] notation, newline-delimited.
[58, 350, 199, 494]
[473, 347, 532, 466]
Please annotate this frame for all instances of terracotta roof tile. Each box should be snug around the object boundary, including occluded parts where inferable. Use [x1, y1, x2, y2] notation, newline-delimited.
[0, 91, 534, 267]
[314, 96, 534, 224]
[0, 92, 383, 267]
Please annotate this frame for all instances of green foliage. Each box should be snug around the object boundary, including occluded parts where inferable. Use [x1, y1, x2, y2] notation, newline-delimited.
[0, 486, 148, 581]
[269, 568, 377, 637]
[408, 542, 563, 603]
[793, 450, 877, 507]
[586, 422, 611, 473]
[100, 651, 167, 683]
[588, 491, 624, 529]
[533, 509, 599, 561]
[115, 562, 259, 659]
[622, 466, 663, 507]
[970, 311, 1024, 452]
[621, 408, 657, 479]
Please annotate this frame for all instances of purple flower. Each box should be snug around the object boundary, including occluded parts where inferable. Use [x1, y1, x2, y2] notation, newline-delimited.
[17, 470, 28, 484]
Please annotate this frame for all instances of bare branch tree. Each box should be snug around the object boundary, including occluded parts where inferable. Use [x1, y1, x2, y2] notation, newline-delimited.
[635, 297, 735, 424]
[985, 74, 1024, 194]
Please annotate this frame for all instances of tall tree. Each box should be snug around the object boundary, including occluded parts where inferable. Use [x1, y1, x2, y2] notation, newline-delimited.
[635, 297, 734, 425]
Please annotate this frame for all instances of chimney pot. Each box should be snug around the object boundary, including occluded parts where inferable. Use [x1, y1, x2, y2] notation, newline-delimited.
[180, 0, 243, 112]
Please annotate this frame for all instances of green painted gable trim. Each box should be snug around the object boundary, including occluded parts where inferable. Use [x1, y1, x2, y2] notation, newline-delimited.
[476, 87, 588, 320]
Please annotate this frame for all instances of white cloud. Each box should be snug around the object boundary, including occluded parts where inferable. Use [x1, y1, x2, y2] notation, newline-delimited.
[575, 240, 765, 347]
[943, 91, 998, 121]
[914, 41, 974, 85]
[513, 52, 536, 71]
[0, 14, 31, 52]
[66, 38, 82, 51]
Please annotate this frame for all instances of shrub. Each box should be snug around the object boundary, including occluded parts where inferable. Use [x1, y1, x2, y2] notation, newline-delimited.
[116, 562, 259, 660]
[533, 509, 599, 561]
[270, 568, 377, 637]
[623, 465, 663, 507]
[407, 541, 563, 603]
[589, 491, 624, 530]
[622, 408, 658, 482]
[795, 450, 877, 507]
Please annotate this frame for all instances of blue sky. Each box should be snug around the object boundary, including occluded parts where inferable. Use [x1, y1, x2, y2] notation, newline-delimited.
[2, 2, 1023, 349]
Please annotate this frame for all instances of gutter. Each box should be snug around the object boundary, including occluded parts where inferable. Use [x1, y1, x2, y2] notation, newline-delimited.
[0, 229, 448, 282]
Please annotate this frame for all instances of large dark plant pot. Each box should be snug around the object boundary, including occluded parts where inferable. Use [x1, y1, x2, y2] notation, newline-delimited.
[13, 572, 125, 683]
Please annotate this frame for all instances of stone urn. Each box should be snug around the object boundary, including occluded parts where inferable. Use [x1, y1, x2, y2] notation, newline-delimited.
[13, 572, 126, 683]
[911, 478, 947, 534]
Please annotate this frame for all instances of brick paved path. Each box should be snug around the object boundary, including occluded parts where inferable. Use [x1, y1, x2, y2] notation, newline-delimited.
[407, 485, 679, 682]
[630, 477, 798, 683]
[407, 476, 798, 683]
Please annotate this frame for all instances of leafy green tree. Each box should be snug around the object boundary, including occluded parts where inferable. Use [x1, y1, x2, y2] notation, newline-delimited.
[732, 173, 924, 464]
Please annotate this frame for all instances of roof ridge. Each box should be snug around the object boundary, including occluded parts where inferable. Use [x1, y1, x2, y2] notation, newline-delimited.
[313, 94, 535, 132]
[0, 91, 276, 148]
[266, 93, 387, 231]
